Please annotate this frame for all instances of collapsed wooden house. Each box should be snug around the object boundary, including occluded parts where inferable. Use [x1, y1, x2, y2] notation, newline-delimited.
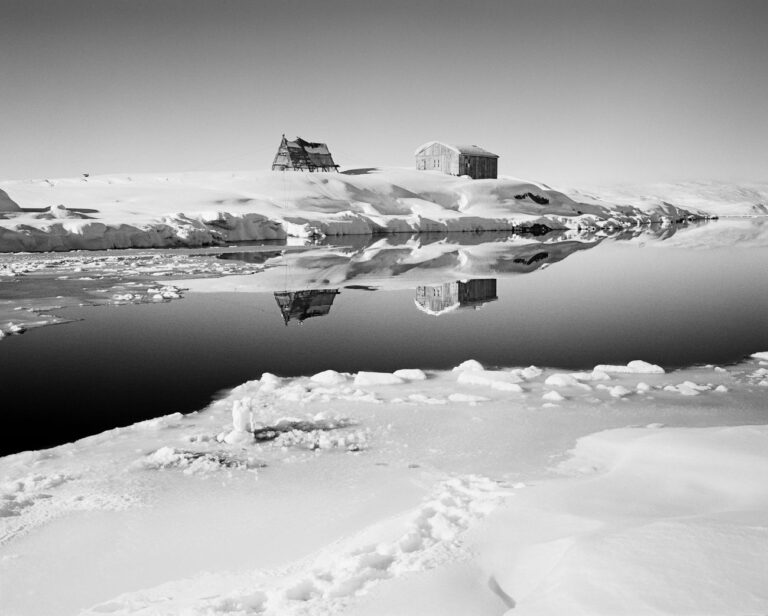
[272, 135, 340, 172]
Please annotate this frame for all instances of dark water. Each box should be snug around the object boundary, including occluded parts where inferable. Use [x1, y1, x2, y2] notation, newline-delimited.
[2, 225, 768, 455]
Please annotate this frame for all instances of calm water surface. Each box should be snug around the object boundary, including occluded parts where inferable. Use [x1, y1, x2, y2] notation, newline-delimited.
[2, 224, 767, 454]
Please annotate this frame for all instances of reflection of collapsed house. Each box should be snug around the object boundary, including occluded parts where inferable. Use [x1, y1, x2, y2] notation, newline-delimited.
[415, 279, 497, 316]
[274, 289, 340, 325]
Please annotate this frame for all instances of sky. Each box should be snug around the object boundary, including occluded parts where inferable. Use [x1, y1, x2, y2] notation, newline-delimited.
[1, 0, 766, 185]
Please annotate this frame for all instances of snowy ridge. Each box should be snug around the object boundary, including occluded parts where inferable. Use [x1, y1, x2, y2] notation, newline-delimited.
[0, 169, 707, 252]
[567, 180, 768, 218]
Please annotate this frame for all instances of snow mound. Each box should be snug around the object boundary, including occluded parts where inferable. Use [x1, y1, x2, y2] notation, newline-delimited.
[0, 189, 21, 212]
[483, 425, 768, 615]
[452, 359, 485, 372]
[137, 447, 261, 475]
[457, 370, 524, 392]
[393, 369, 427, 381]
[542, 390, 565, 402]
[593, 360, 665, 374]
[310, 370, 349, 386]
[664, 381, 712, 396]
[354, 372, 404, 387]
[0, 472, 74, 517]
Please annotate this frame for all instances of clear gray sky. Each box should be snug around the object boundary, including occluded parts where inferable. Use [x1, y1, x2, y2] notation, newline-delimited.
[1, 0, 766, 184]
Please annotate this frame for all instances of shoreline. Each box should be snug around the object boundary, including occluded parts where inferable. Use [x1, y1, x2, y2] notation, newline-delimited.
[1, 355, 767, 614]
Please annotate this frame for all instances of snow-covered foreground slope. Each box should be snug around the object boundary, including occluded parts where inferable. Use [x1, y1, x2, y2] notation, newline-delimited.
[2, 355, 768, 615]
[0, 169, 706, 252]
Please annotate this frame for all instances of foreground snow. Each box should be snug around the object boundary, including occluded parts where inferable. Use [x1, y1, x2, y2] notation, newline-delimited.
[0, 169, 708, 252]
[2, 354, 768, 615]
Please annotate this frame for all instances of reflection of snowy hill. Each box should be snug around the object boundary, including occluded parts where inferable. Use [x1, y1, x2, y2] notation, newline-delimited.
[0, 168, 706, 252]
[181, 233, 610, 294]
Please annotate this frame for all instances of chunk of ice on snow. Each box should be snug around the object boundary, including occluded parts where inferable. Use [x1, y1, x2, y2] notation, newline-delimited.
[593, 360, 665, 374]
[544, 374, 580, 387]
[353, 372, 404, 387]
[231, 399, 252, 432]
[457, 370, 523, 390]
[515, 366, 543, 380]
[393, 369, 427, 381]
[453, 359, 484, 372]
[608, 385, 632, 398]
[570, 370, 612, 381]
[751, 352, 768, 360]
[542, 390, 565, 402]
[664, 381, 710, 396]
[448, 393, 490, 403]
[310, 370, 348, 386]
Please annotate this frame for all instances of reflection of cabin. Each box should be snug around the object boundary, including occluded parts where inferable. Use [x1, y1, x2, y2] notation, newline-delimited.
[415, 279, 497, 316]
[272, 135, 340, 172]
[274, 289, 340, 325]
[414, 141, 498, 179]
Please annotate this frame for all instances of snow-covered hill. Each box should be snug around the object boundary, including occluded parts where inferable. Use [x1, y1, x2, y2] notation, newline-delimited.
[0, 169, 707, 252]
[567, 180, 768, 218]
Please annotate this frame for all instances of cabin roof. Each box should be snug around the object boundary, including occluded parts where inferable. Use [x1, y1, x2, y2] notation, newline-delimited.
[414, 141, 499, 158]
[283, 137, 339, 169]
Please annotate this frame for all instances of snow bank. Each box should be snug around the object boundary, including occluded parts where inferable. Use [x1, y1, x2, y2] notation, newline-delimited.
[0, 169, 708, 252]
[0, 189, 20, 212]
[567, 180, 768, 218]
[480, 425, 768, 615]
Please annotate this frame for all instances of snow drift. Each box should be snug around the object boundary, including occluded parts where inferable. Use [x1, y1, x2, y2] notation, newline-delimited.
[0, 188, 20, 212]
[568, 180, 768, 218]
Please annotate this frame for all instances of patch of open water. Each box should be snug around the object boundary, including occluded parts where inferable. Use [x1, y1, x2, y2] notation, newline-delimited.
[1, 223, 767, 455]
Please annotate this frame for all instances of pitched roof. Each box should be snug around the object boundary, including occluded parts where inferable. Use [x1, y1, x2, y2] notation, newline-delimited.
[281, 137, 339, 169]
[414, 141, 499, 158]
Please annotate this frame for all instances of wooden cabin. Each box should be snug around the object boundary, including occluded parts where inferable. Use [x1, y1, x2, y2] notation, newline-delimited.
[414, 141, 498, 179]
[272, 135, 340, 172]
